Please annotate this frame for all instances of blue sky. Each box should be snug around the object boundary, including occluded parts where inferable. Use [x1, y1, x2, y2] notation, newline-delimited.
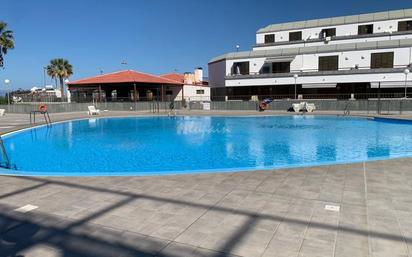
[1, 0, 411, 89]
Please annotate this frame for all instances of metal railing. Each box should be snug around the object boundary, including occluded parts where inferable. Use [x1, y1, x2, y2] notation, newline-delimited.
[254, 30, 412, 48]
[0, 137, 14, 170]
[2, 97, 412, 114]
[227, 66, 406, 78]
[211, 93, 412, 101]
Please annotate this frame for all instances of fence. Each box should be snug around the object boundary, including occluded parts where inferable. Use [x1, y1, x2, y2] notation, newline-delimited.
[2, 99, 412, 114]
[0, 101, 184, 114]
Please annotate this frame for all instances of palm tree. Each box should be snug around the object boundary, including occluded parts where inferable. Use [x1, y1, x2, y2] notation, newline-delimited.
[0, 22, 14, 68]
[46, 58, 73, 99]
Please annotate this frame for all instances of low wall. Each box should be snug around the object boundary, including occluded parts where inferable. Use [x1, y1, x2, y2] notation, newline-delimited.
[0, 99, 411, 114]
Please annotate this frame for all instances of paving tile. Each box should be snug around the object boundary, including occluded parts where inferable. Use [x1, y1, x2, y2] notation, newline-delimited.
[157, 242, 197, 257]
[16, 244, 62, 257]
[262, 238, 300, 257]
[2, 143, 412, 257]
[121, 231, 170, 255]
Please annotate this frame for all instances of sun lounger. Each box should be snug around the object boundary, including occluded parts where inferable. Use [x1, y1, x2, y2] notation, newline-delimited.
[88, 106, 100, 115]
[305, 103, 316, 112]
[292, 103, 301, 113]
[291, 102, 316, 113]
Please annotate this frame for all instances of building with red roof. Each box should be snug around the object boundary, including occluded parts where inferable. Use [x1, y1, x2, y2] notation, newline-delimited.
[68, 68, 210, 102]
[68, 70, 183, 102]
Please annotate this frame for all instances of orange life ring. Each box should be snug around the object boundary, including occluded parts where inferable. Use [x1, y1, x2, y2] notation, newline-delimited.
[39, 104, 48, 113]
[259, 102, 267, 110]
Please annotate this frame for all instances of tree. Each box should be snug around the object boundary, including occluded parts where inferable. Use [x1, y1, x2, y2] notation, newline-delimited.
[0, 22, 14, 68]
[46, 58, 73, 100]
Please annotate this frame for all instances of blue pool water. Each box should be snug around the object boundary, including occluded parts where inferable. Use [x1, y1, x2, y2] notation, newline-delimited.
[2, 115, 412, 176]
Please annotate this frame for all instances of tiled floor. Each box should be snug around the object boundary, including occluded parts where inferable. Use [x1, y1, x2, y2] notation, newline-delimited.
[1, 112, 412, 256]
[0, 159, 412, 256]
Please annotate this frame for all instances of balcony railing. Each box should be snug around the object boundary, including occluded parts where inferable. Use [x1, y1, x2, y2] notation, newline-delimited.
[226, 66, 407, 79]
[211, 92, 411, 101]
[254, 30, 412, 48]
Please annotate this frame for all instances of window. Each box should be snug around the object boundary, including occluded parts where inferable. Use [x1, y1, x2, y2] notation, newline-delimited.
[166, 90, 173, 95]
[232, 62, 249, 75]
[272, 62, 290, 73]
[196, 89, 205, 94]
[398, 20, 412, 31]
[261, 66, 270, 74]
[264, 34, 275, 44]
[319, 56, 339, 71]
[289, 31, 302, 41]
[358, 24, 373, 35]
[371, 52, 394, 69]
[320, 28, 336, 38]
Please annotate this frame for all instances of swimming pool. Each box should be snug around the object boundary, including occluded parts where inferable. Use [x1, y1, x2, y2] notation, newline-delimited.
[2, 115, 412, 176]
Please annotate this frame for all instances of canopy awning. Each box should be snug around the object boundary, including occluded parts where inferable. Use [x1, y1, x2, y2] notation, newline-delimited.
[302, 83, 337, 89]
[265, 56, 295, 63]
[371, 82, 412, 88]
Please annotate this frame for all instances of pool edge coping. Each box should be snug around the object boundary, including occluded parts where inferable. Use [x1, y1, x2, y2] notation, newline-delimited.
[2, 114, 412, 176]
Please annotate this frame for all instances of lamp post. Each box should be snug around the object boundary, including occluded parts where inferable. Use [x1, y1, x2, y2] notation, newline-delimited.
[43, 66, 47, 87]
[293, 74, 298, 99]
[236, 45, 240, 52]
[4, 79, 10, 105]
[404, 68, 410, 98]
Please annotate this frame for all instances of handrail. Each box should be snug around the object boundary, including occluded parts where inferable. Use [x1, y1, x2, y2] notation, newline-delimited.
[0, 137, 12, 169]
[227, 67, 407, 78]
[343, 102, 351, 116]
[30, 109, 52, 126]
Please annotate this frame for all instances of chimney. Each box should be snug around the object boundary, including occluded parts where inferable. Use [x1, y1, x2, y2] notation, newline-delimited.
[194, 67, 203, 84]
[183, 72, 193, 85]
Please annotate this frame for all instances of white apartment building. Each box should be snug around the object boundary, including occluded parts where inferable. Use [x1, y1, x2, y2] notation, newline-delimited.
[209, 8, 412, 100]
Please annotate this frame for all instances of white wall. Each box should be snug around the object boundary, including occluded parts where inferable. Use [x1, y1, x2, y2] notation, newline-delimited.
[225, 57, 267, 76]
[223, 46, 412, 75]
[256, 18, 412, 45]
[225, 72, 410, 87]
[183, 85, 211, 101]
[299, 47, 412, 71]
[170, 85, 211, 101]
[253, 33, 412, 51]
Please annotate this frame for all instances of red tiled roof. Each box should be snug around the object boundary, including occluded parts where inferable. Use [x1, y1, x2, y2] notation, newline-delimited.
[68, 70, 183, 86]
[160, 73, 209, 87]
[160, 73, 185, 83]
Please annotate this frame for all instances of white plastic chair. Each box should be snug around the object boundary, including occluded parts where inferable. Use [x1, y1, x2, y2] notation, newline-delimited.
[88, 106, 100, 115]
[292, 103, 301, 113]
[305, 103, 316, 112]
[0, 109, 5, 117]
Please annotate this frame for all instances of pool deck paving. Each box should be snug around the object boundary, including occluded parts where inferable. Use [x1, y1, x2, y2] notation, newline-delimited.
[1, 111, 412, 256]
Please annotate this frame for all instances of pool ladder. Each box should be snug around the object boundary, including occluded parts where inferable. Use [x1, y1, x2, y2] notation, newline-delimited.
[343, 102, 351, 116]
[0, 137, 15, 170]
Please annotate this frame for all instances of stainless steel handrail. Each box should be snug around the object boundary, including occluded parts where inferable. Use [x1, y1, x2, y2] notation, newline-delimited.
[0, 137, 12, 169]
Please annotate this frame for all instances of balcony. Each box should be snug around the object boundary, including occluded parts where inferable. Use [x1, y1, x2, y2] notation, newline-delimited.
[254, 30, 412, 48]
[225, 67, 406, 80]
